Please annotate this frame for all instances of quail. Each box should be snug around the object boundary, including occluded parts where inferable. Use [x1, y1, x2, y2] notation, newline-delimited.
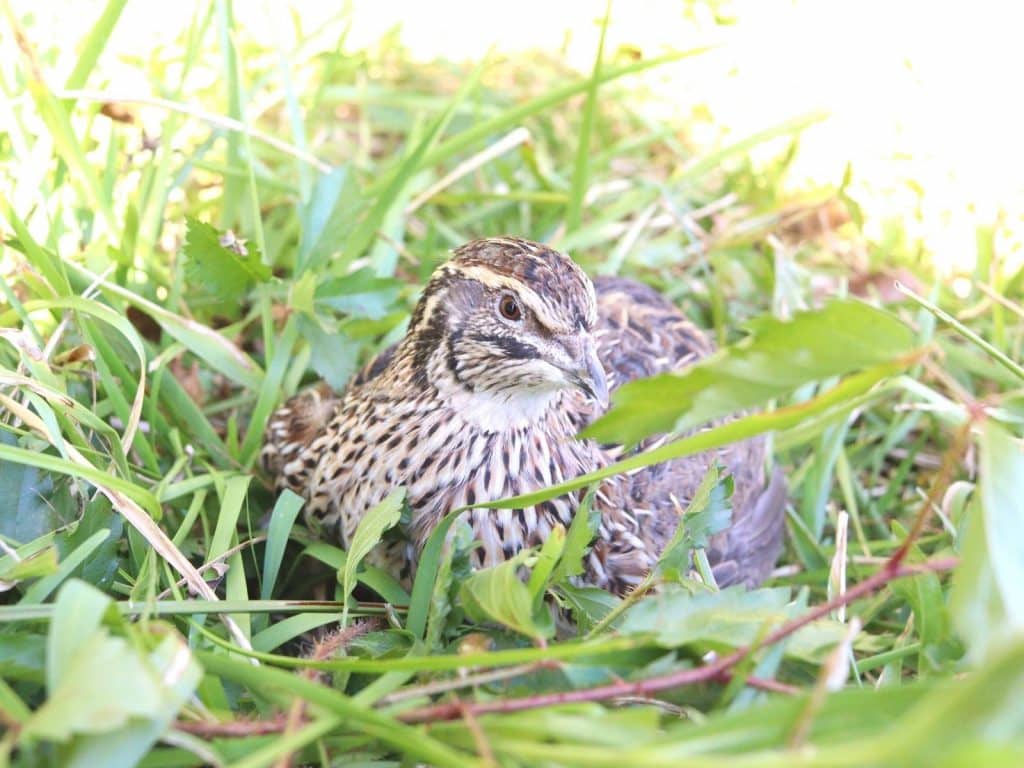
[262, 237, 786, 594]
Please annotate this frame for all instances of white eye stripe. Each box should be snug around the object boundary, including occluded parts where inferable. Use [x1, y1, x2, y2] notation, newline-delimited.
[448, 264, 570, 331]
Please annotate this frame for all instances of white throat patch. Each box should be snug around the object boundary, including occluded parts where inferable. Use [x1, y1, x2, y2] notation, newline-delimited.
[445, 384, 562, 433]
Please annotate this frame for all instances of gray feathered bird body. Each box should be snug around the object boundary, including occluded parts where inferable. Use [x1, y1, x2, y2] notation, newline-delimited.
[263, 237, 784, 593]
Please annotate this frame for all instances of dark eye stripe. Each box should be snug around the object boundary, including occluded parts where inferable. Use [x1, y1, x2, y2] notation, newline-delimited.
[469, 333, 536, 360]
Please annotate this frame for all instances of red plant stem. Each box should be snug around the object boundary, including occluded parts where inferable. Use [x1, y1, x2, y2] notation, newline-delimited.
[175, 716, 289, 737]
[717, 673, 801, 696]
[398, 557, 957, 724]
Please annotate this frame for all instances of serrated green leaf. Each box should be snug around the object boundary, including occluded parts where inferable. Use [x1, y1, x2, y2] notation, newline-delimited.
[556, 582, 620, 632]
[459, 551, 554, 640]
[655, 464, 733, 577]
[619, 586, 849, 661]
[183, 216, 271, 300]
[526, 524, 566, 608]
[341, 489, 405, 620]
[550, 489, 600, 584]
[586, 299, 918, 444]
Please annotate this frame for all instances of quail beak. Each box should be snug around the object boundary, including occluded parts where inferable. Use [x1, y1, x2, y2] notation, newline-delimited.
[569, 341, 609, 409]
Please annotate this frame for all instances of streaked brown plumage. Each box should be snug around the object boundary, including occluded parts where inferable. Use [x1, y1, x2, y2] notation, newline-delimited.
[262, 237, 785, 593]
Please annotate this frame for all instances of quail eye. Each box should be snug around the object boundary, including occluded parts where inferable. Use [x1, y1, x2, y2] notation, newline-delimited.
[498, 294, 523, 321]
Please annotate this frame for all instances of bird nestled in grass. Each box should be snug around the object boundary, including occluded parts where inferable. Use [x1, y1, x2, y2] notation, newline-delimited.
[262, 237, 785, 594]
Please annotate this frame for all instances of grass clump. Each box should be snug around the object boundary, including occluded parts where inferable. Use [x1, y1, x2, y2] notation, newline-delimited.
[1, 3, 1022, 766]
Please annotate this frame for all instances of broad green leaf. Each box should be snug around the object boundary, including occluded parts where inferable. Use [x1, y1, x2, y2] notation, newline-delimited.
[953, 421, 1024, 662]
[63, 635, 201, 768]
[25, 633, 163, 741]
[585, 299, 918, 445]
[550, 489, 600, 584]
[182, 217, 272, 300]
[459, 551, 555, 640]
[951, 496, 1010, 664]
[341, 489, 406, 618]
[556, 582, 620, 632]
[25, 582, 201, 768]
[0, 431, 62, 542]
[298, 314, 361, 391]
[873, 639, 1024, 762]
[526, 524, 566, 608]
[45, 580, 112, 694]
[59, 498, 123, 591]
[619, 586, 849, 661]
[301, 541, 410, 605]
[977, 421, 1024, 629]
[25, 632, 201, 768]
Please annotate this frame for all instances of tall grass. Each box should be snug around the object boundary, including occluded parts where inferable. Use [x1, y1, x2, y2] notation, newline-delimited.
[1, 3, 1022, 766]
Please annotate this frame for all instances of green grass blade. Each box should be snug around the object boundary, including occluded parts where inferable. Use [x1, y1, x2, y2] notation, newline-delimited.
[339, 56, 489, 267]
[20, 530, 111, 604]
[197, 651, 477, 768]
[367, 48, 713, 197]
[566, 0, 611, 230]
[259, 490, 303, 601]
[62, 0, 129, 92]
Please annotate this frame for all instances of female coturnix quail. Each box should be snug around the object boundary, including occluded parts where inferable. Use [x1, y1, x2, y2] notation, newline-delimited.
[262, 237, 786, 594]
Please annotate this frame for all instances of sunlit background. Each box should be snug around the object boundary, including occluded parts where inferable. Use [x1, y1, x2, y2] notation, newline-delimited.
[5, 0, 1023, 288]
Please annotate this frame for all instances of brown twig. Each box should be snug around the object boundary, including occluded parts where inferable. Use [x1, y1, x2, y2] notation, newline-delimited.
[396, 557, 957, 724]
[714, 672, 801, 696]
[174, 715, 290, 737]
[888, 418, 972, 566]
[173, 623, 379, 752]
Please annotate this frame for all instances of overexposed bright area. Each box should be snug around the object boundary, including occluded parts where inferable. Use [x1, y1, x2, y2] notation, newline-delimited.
[6, 0, 1023, 277]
